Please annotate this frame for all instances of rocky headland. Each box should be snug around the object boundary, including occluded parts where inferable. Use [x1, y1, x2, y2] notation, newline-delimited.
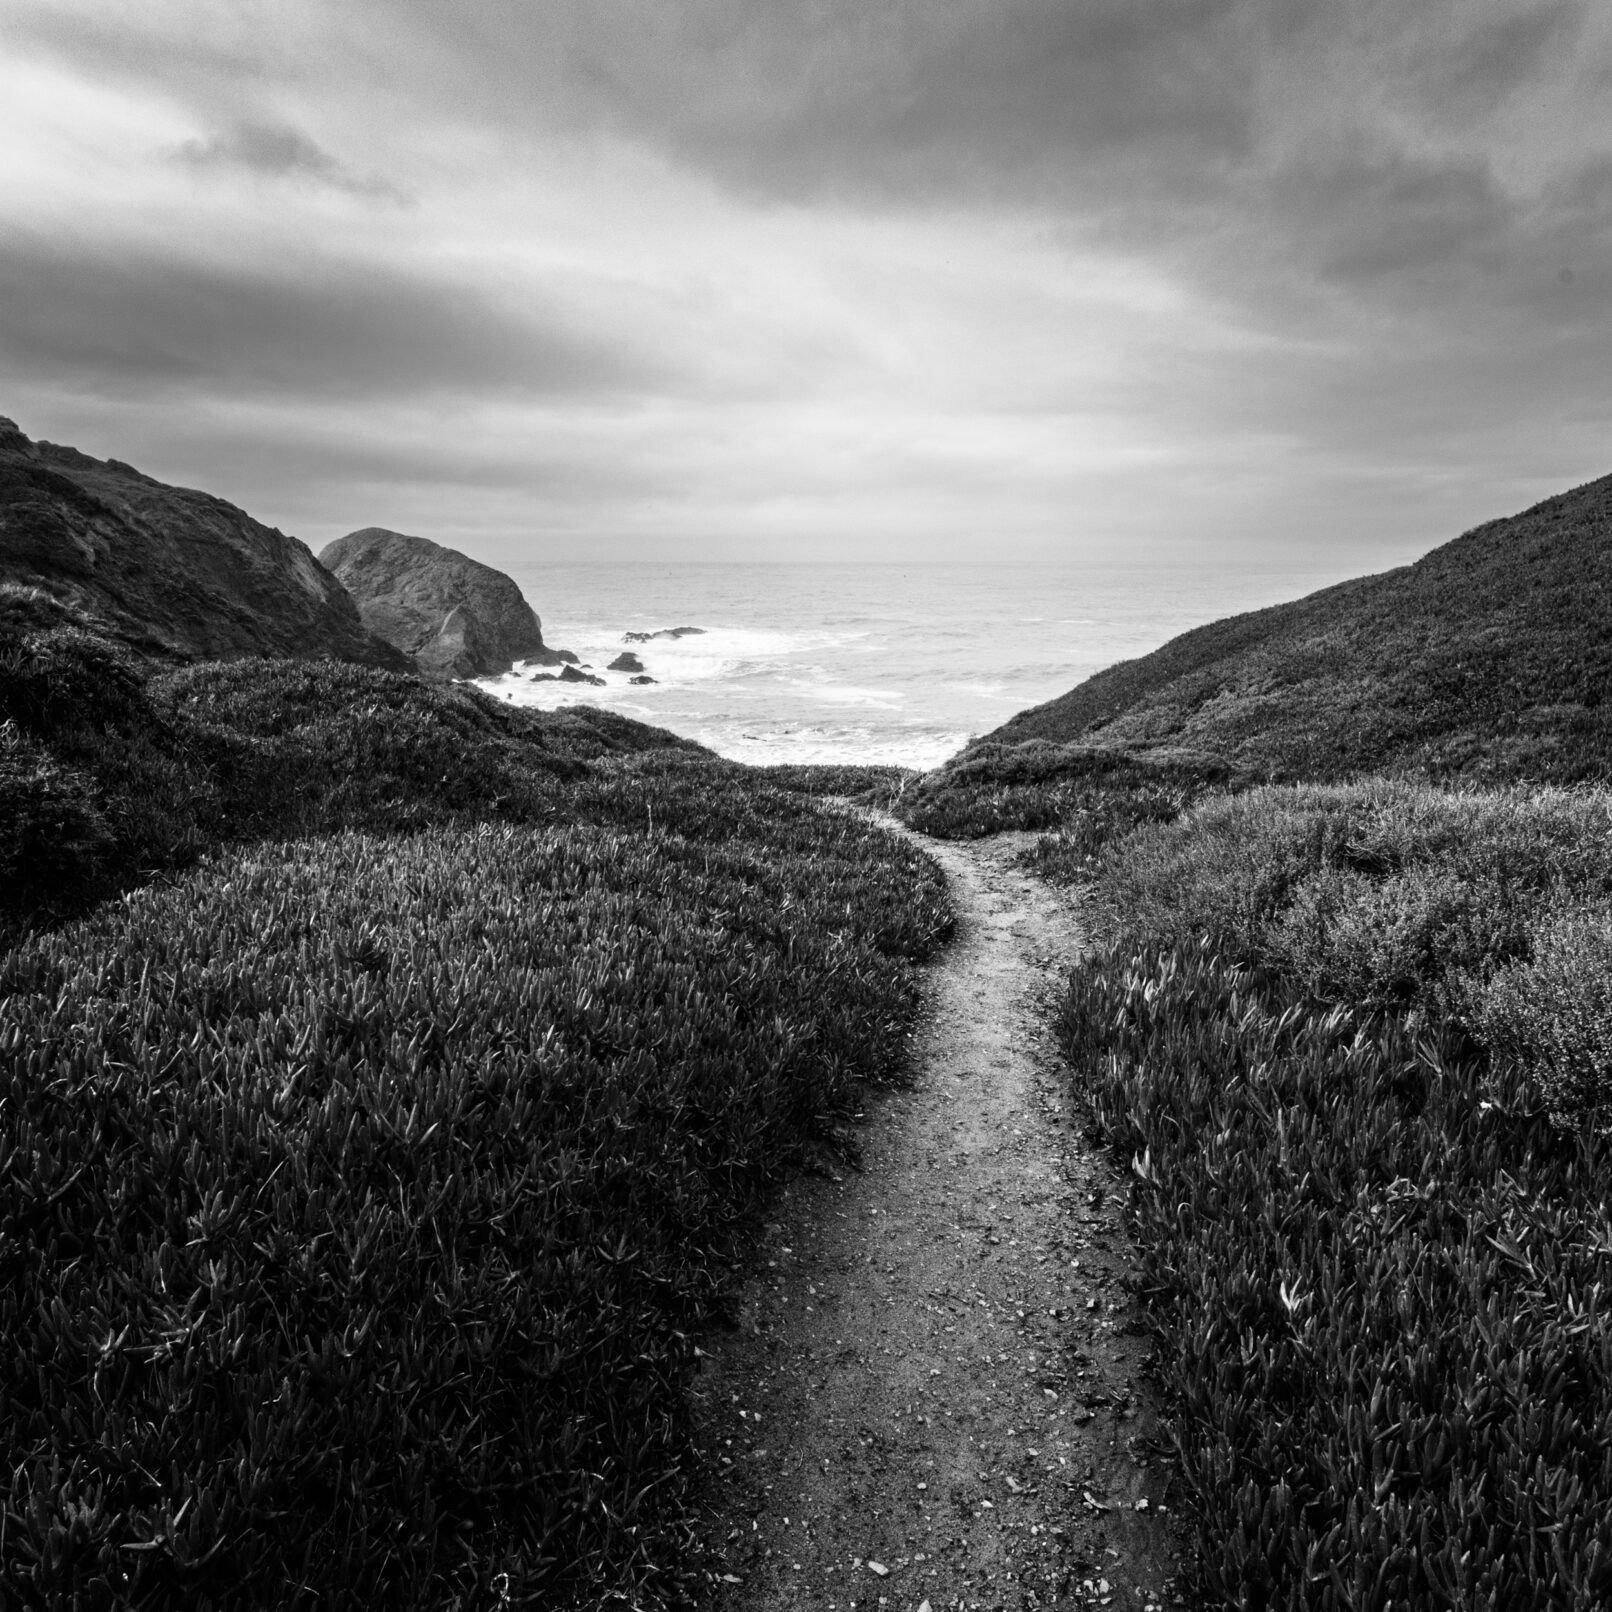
[0, 417, 405, 668]
[320, 526, 562, 681]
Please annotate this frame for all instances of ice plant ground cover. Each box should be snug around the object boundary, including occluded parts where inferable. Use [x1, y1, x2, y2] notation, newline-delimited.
[1, 768, 950, 1609]
[0, 599, 953, 1608]
[12, 577, 1612, 1607]
[1058, 781, 1612, 1608]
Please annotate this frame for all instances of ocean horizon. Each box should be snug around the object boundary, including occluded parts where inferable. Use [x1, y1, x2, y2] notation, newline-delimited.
[477, 557, 1347, 768]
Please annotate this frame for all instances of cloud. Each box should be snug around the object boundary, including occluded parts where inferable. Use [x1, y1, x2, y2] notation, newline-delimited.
[5, 0, 1612, 572]
[1550, 153, 1612, 219]
[1276, 143, 1518, 286]
[173, 120, 410, 202]
[0, 235, 665, 402]
[644, 0, 1257, 204]
[1419, 3, 1586, 122]
[338, 0, 1258, 212]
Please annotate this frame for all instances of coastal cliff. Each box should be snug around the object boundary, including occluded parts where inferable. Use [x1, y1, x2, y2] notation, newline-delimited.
[0, 417, 405, 668]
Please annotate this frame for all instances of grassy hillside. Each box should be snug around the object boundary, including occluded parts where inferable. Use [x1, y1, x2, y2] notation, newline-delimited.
[0, 595, 952, 1608]
[985, 471, 1612, 783]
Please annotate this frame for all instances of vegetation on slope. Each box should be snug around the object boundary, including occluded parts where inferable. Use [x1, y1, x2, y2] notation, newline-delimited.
[0, 597, 953, 1608]
[744, 761, 914, 806]
[881, 740, 1219, 857]
[894, 470, 1612, 1604]
[982, 470, 1612, 784]
[0, 587, 698, 936]
[1059, 782, 1612, 1607]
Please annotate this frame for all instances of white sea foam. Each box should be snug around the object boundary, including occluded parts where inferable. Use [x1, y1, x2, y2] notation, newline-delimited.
[790, 679, 906, 709]
[474, 559, 1324, 769]
[721, 724, 971, 770]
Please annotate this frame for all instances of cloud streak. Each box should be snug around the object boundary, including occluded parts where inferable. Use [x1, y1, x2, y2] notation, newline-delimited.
[173, 120, 411, 203]
[0, 235, 664, 400]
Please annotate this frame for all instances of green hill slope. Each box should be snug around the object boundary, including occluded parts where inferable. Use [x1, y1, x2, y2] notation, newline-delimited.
[986, 471, 1612, 782]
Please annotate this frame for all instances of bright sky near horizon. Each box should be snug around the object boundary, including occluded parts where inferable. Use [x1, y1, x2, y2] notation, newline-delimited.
[4, 1, 1611, 570]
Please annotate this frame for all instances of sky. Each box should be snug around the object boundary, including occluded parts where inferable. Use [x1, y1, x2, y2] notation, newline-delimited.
[4, 0, 1611, 570]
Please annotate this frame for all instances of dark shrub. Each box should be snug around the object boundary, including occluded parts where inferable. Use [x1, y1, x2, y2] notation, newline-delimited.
[0, 722, 115, 905]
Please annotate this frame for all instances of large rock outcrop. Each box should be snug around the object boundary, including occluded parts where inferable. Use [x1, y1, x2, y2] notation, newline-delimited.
[0, 417, 406, 668]
[320, 527, 553, 680]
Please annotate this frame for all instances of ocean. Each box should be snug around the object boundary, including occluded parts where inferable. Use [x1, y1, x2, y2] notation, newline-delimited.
[478, 560, 1333, 769]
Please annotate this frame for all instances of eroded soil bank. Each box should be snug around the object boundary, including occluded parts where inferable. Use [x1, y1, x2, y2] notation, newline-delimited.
[689, 826, 1190, 1612]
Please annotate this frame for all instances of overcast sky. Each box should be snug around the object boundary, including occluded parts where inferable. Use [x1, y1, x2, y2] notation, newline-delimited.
[4, 1, 1610, 568]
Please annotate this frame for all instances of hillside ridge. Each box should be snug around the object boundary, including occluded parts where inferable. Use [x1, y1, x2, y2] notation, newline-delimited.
[983, 469, 1612, 782]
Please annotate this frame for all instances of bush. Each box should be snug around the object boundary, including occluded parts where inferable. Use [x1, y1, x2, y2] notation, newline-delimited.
[1092, 780, 1612, 1018]
[0, 721, 115, 905]
[152, 656, 583, 840]
[0, 617, 219, 919]
[892, 741, 1219, 842]
[0, 771, 951, 1609]
[745, 763, 914, 808]
[1016, 786, 1192, 883]
[1463, 903, 1612, 1124]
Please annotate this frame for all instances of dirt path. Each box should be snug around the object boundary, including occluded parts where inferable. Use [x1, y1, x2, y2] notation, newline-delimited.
[689, 826, 1188, 1612]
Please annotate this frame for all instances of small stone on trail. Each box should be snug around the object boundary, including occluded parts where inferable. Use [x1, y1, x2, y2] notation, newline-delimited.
[868, 1561, 889, 1576]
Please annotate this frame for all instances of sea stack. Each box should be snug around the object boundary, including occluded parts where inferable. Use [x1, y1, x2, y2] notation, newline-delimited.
[320, 526, 558, 680]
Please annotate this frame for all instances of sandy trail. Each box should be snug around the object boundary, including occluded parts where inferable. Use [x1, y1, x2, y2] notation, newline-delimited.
[690, 826, 1187, 1612]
